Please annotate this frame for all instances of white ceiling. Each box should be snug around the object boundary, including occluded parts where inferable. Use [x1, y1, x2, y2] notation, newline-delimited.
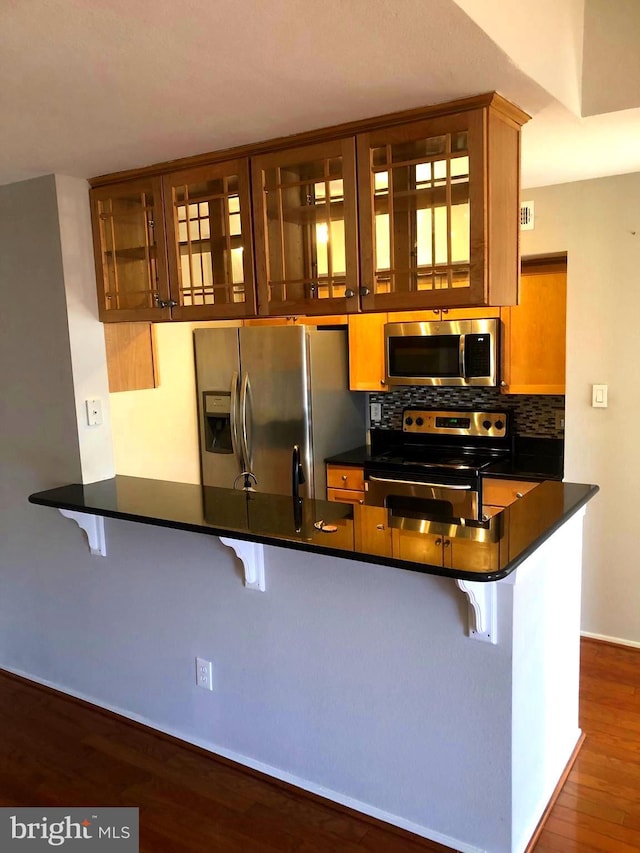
[2, 0, 640, 189]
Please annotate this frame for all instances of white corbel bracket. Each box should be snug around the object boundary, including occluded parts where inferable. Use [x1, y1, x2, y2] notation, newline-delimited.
[219, 537, 266, 591]
[455, 579, 497, 644]
[58, 509, 106, 557]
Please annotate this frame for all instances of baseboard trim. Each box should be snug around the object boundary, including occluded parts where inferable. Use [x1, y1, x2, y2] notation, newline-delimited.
[523, 731, 585, 853]
[0, 665, 484, 853]
[581, 631, 640, 650]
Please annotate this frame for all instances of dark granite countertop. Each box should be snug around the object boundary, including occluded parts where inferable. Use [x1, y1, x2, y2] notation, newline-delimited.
[29, 476, 597, 583]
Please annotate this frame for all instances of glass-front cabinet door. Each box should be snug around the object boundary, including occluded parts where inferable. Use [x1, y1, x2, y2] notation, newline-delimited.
[357, 108, 519, 312]
[90, 178, 171, 322]
[252, 139, 359, 316]
[162, 160, 256, 320]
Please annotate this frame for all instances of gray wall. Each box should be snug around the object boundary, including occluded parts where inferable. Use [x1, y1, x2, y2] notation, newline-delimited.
[521, 174, 640, 644]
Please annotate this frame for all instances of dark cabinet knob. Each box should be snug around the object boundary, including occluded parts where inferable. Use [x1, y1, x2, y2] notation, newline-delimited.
[345, 288, 356, 298]
[359, 287, 371, 297]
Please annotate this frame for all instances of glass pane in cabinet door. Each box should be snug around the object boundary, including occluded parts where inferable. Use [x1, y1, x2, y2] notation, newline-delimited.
[97, 191, 158, 311]
[262, 157, 347, 303]
[370, 136, 470, 297]
[171, 175, 247, 307]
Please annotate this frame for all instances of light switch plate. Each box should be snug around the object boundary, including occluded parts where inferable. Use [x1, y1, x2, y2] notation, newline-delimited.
[592, 384, 608, 408]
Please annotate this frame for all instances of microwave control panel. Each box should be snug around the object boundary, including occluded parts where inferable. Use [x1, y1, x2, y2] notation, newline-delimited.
[402, 409, 508, 438]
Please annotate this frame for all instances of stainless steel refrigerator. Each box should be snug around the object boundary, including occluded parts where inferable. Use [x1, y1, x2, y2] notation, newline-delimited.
[194, 325, 364, 499]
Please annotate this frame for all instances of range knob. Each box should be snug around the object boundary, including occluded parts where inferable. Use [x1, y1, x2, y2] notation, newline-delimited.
[482, 419, 492, 430]
[405, 416, 413, 426]
[495, 420, 505, 431]
[416, 417, 424, 427]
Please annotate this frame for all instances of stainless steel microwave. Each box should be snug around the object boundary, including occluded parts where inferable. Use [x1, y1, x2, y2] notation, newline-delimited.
[384, 318, 499, 387]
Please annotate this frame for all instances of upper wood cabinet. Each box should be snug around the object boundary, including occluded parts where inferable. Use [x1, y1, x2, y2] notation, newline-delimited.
[501, 260, 567, 395]
[91, 161, 255, 322]
[162, 160, 256, 321]
[90, 93, 529, 323]
[91, 178, 171, 322]
[357, 100, 524, 313]
[251, 139, 359, 316]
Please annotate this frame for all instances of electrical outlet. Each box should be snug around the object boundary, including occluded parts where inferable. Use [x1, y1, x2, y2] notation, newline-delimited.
[554, 411, 565, 431]
[196, 657, 213, 691]
[370, 402, 382, 422]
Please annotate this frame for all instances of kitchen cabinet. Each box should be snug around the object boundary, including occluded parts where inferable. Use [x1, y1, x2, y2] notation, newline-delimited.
[391, 526, 504, 573]
[252, 139, 359, 317]
[104, 322, 158, 392]
[91, 93, 528, 323]
[90, 177, 170, 322]
[483, 478, 539, 507]
[244, 315, 347, 327]
[326, 465, 365, 504]
[90, 161, 255, 322]
[500, 260, 567, 394]
[357, 96, 527, 313]
[354, 505, 392, 556]
[161, 160, 256, 320]
[347, 313, 389, 392]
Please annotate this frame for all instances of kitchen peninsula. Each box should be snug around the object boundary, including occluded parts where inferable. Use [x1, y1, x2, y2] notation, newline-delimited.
[29, 475, 597, 853]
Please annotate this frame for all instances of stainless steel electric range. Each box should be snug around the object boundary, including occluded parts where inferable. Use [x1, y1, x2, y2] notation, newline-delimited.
[364, 409, 513, 521]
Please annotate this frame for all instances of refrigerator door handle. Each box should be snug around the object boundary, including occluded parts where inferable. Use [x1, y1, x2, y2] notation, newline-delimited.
[229, 371, 242, 469]
[240, 371, 252, 471]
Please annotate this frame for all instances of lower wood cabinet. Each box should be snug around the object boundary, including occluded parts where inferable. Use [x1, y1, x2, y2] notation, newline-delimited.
[483, 478, 539, 507]
[326, 464, 365, 503]
[351, 507, 505, 572]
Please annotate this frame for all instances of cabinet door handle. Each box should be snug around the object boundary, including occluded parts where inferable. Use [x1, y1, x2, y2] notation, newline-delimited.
[341, 475, 347, 481]
[435, 538, 442, 546]
[443, 539, 451, 547]
[154, 295, 177, 309]
[516, 492, 524, 499]
[360, 287, 371, 297]
[345, 288, 356, 298]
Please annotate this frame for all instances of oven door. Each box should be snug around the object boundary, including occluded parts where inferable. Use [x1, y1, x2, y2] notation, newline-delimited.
[365, 470, 480, 520]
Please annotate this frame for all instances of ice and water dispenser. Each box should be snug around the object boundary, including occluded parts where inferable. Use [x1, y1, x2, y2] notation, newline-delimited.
[202, 391, 233, 454]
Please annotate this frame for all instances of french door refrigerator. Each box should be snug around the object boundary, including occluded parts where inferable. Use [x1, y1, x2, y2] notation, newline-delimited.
[194, 325, 364, 499]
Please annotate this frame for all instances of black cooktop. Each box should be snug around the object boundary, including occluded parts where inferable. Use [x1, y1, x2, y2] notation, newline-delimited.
[366, 444, 511, 479]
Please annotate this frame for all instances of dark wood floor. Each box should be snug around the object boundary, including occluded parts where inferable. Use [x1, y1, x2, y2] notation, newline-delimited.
[0, 638, 638, 852]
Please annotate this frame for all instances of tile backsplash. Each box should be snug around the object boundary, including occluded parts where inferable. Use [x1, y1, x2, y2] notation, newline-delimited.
[368, 387, 565, 438]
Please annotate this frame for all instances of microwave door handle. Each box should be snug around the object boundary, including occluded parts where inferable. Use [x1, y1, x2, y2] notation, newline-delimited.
[368, 476, 472, 490]
[459, 334, 466, 380]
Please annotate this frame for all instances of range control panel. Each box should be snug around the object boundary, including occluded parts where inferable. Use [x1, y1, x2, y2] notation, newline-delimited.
[402, 409, 508, 438]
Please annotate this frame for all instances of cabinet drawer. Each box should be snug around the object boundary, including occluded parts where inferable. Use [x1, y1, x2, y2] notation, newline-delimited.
[326, 465, 365, 491]
[483, 479, 539, 507]
[327, 487, 365, 505]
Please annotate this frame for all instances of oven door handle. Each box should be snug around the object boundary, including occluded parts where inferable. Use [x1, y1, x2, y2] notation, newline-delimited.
[368, 476, 472, 490]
